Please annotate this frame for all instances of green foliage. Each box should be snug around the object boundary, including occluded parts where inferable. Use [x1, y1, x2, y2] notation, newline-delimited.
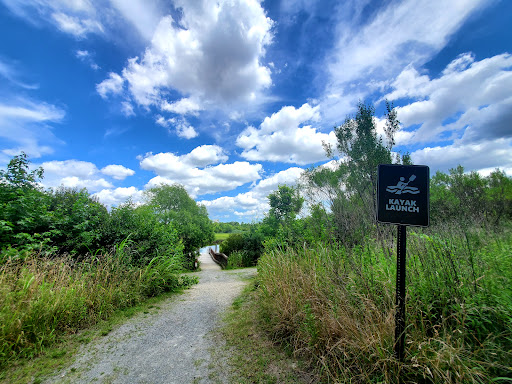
[256, 226, 512, 383]
[267, 185, 304, 222]
[46, 188, 108, 255]
[0, 153, 51, 254]
[0, 249, 196, 369]
[220, 231, 265, 268]
[100, 203, 184, 265]
[144, 184, 215, 268]
[430, 166, 512, 225]
[0, 154, 218, 269]
[260, 185, 304, 247]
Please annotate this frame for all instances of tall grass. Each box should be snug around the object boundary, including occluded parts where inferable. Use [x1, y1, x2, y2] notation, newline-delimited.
[0, 243, 196, 369]
[256, 225, 512, 383]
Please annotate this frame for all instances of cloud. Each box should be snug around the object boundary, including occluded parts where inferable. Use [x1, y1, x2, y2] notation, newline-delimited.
[200, 166, 306, 221]
[96, 72, 125, 99]
[411, 138, 512, 175]
[104, 0, 273, 114]
[100, 164, 135, 180]
[155, 116, 198, 139]
[139, 145, 261, 197]
[93, 186, 144, 208]
[0, 57, 39, 89]
[322, 0, 490, 121]
[51, 11, 103, 38]
[1, 0, 105, 38]
[40, 160, 137, 192]
[237, 103, 336, 164]
[120, 101, 135, 117]
[75, 49, 100, 70]
[108, 0, 163, 41]
[0, 98, 65, 158]
[160, 98, 202, 115]
[39, 159, 113, 192]
[387, 53, 512, 144]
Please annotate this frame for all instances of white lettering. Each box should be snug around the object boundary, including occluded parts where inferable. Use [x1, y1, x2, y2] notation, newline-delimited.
[385, 199, 419, 213]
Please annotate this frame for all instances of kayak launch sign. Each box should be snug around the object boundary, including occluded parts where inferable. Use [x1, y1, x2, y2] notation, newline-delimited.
[377, 164, 430, 227]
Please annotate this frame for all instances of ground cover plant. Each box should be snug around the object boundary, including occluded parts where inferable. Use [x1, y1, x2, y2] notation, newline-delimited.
[0, 244, 197, 371]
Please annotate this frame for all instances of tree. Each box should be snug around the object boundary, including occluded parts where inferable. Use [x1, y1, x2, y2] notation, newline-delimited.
[144, 184, 215, 267]
[261, 185, 304, 245]
[268, 185, 304, 222]
[0, 153, 50, 251]
[302, 101, 406, 245]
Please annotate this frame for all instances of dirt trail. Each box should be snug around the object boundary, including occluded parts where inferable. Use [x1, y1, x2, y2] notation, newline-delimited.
[48, 251, 256, 384]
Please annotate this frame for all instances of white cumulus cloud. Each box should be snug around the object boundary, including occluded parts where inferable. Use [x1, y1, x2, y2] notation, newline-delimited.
[104, 0, 273, 114]
[93, 186, 144, 208]
[237, 103, 336, 165]
[387, 53, 512, 145]
[96, 72, 125, 99]
[139, 145, 261, 197]
[100, 164, 135, 180]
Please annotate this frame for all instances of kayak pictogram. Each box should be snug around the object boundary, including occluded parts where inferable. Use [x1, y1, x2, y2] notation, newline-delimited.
[386, 175, 419, 195]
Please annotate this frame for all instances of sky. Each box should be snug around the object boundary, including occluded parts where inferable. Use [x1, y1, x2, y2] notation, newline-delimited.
[0, 0, 511, 222]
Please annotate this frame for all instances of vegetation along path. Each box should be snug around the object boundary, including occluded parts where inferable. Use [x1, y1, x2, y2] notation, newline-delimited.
[47, 250, 256, 384]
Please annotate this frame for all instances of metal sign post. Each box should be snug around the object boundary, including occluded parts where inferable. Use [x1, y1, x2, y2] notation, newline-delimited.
[377, 165, 430, 364]
[395, 224, 406, 361]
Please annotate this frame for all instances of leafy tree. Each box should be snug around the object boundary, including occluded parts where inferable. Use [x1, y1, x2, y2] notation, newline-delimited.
[46, 187, 108, 255]
[0, 153, 50, 251]
[100, 202, 184, 265]
[301, 101, 406, 245]
[144, 184, 214, 267]
[261, 185, 304, 247]
[267, 185, 304, 222]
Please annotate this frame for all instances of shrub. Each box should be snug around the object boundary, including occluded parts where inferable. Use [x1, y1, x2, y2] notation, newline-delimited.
[221, 231, 264, 267]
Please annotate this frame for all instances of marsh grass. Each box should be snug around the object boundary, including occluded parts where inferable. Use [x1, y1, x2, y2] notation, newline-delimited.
[0, 244, 196, 370]
[256, 225, 512, 383]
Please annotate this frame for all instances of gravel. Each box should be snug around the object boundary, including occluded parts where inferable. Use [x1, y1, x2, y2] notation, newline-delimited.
[47, 251, 256, 384]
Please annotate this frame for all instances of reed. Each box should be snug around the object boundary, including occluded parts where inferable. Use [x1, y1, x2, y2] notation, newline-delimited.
[0, 245, 196, 369]
[256, 225, 512, 383]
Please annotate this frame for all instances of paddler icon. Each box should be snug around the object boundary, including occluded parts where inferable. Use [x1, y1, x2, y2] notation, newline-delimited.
[386, 175, 420, 195]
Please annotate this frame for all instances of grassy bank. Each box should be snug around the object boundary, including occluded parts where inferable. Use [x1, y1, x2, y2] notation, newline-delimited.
[256, 225, 512, 383]
[0, 246, 196, 372]
[214, 279, 315, 384]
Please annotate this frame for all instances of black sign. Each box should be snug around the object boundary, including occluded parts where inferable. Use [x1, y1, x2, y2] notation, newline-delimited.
[377, 164, 429, 227]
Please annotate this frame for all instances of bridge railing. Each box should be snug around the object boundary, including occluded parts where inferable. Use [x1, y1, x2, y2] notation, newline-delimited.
[209, 248, 228, 268]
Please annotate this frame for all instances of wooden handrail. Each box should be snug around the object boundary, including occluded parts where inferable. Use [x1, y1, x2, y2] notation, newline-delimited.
[209, 248, 228, 268]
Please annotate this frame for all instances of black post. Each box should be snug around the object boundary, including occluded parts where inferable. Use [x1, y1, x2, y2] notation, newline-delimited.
[395, 224, 407, 362]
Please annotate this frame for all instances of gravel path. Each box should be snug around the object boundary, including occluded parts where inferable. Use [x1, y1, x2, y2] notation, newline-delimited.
[48, 250, 256, 384]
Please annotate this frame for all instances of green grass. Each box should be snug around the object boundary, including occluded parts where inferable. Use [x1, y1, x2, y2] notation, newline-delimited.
[255, 225, 512, 383]
[0, 246, 197, 377]
[214, 233, 231, 241]
[0, 286, 192, 384]
[213, 280, 315, 384]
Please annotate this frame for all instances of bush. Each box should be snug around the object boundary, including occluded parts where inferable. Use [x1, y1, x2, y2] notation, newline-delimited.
[221, 231, 264, 267]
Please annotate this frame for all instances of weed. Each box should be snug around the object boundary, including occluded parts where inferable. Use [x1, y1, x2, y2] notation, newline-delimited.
[255, 226, 512, 383]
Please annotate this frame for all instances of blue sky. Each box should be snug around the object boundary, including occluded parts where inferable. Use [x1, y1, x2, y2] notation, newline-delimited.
[1, 0, 511, 222]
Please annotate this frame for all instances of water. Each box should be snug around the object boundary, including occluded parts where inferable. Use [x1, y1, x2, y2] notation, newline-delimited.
[199, 244, 220, 254]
